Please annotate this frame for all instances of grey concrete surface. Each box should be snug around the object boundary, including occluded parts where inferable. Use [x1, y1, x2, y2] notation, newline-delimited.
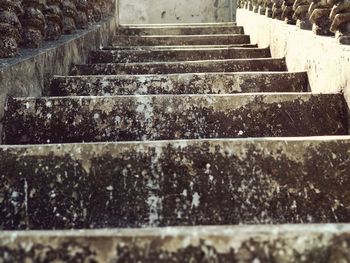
[236, 9, 350, 107]
[119, 0, 233, 24]
[3, 224, 350, 261]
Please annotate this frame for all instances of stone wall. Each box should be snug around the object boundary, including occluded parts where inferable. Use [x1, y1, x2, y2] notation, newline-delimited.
[119, 0, 233, 24]
[0, 0, 116, 59]
[238, 0, 350, 45]
[237, 9, 350, 106]
[0, 0, 119, 143]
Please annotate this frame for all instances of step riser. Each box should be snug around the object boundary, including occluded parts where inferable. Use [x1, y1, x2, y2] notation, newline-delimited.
[1, 138, 350, 230]
[112, 35, 251, 46]
[71, 58, 287, 75]
[3, 94, 348, 144]
[1, 225, 350, 262]
[104, 44, 259, 50]
[88, 48, 271, 63]
[117, 26, 244, 35]
[50, 72, 309, 96]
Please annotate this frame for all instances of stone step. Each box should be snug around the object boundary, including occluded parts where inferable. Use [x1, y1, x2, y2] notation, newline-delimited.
[88, 48, 271, 63]
[120, 22, 237, 27]
[1, 136, 350, 230]
[4, 224, 350, 261]
[116, 25, 244, 35]
[1, 225, 350, 261]
[50, 72, 309, 96]
[103, 44, 259, 50]
[112, 34, 251, 46]
[71, 58, 287, 75]
[3, 93, 348, 144]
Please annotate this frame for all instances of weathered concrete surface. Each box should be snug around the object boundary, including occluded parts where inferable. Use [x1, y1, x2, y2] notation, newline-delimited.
[71, 58, 287, 75]
[236, 9, 350, 106]
[104, 44, 259, 50]
[1, 137, 350, 230]
[3, 93, 348, 144]
[3, 225, 350, 262]
[88, 48, 271, 63]
[0, 1, 119, 144]
[50, 72, 309, 96]
[112, 34, 251, 46]
[122, 22, 237, 27]
[119, 0, 232, 24]
[117, 25, 244, 35]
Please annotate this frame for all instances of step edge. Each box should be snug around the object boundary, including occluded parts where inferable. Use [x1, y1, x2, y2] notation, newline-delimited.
[1, 224, 350, 237]
[2, 135, 350, 149]
[74, 57, 286, 66]
[91, 47, 270, 53]
[52, 71, 308, 79]
[9, 91, 337, 101]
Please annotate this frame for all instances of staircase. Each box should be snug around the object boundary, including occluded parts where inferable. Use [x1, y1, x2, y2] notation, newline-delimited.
[1, 22, 350, 262]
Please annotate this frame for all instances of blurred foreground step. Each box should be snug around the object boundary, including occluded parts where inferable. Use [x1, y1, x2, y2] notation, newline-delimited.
[3, 93, 348, 144]
[1, 137, 350, 230]
[50, 72, 309, 96]
[88, 47, 271, 63]
[116, 25, 244, 35]
[71, 58, 287, 75]
[2, 225, 350, 262]
[112, 34, 251, 46]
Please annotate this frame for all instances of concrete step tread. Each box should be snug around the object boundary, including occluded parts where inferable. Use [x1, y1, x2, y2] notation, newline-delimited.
[112, 34, 251, 46]
[82, 57, 283, 64]
[1, 137, 350, 230]
[2, 223, 350, 236]
[88, 47, 271, 63]
[120, 22, 238, 27]
[71, 58, 287, 75]
[3, 134, 350, 147]
[116, 33, 249, 38]
[103, 44, 259, 50]
[5, 224, 350, 262]
[116, 25, 244, 35]
[117, 26, 243, 30]
[99, 47, 266, 52]
[3, 93, 348, 144]
[119, 25, 240, 29]
[50, 72, 308, 96]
